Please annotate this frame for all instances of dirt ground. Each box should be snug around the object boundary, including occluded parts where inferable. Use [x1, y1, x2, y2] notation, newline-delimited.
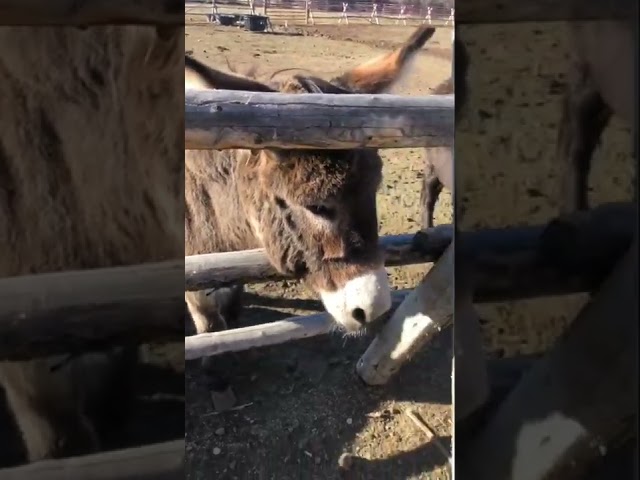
[185, 20, 454, 480]
[458, 23, 634, 356]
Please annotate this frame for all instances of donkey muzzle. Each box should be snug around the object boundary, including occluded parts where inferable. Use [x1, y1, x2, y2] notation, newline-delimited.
[318, 266, 392, 332]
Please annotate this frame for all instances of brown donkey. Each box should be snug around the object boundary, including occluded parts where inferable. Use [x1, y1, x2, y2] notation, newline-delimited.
[420, 35, 465, 228]
[184, 25, 437, 339]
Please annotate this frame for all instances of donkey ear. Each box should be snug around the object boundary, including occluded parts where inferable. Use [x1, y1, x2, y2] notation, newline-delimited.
[185, 55, 275, 92]
[330, 25, 436, 94]
[294, 75, 352, 94]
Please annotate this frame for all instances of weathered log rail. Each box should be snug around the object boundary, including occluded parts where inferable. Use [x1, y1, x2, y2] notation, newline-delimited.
[0, 260, 184, 361]
[185, 90, 454, 150]
[0, 0, 184, 25]
[187, 201, 635, 301]
[456, 0, 635, 23]
[186, 226, 452, 290]
[2, 203, 632, 361]
[0, 439, 184, 480]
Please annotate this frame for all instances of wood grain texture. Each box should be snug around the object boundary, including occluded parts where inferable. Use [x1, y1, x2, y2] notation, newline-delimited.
[185, 290, 410, 359]
[185, 90, 454, 150]
[0, 440, 184, 480]
[185, 228, 451, 291]
[187, 201, 635, 301]
[357, 243, 454, 385]
[458, 236, 638, 480]
[457, 0, 634, 24]
[0, 260, 183, 360]
[0, 0, 183, 25]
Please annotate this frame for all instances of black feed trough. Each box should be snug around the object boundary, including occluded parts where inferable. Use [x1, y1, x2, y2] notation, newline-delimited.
[244, 14, 269, 32]
[216, 13, 237, 26]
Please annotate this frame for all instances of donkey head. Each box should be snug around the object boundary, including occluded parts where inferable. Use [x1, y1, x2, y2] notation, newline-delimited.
[186, 26, 436, 332]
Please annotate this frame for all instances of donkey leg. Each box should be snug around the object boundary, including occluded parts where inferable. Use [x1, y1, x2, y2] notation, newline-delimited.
[185, 286, 244, 401]
[420, 163, 444, 229]
[0, 359, 100, 462]
[557, 62, 612, 214]
[78, 346, 140, 446]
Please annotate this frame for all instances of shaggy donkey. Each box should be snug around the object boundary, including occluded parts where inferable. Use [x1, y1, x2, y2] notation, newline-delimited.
[420, 35, 465, 228]
[184, 26, 438, 343]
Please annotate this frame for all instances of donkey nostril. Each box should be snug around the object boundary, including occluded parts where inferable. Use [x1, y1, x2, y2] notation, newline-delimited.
[351, 308, 367, 324]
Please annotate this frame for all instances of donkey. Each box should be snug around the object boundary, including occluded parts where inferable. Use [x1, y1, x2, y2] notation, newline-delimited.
[184, 26, 438, 359]
[556, 20, 635, 214]
[420, 36, 466, 228]
[0, 26, 183, 463]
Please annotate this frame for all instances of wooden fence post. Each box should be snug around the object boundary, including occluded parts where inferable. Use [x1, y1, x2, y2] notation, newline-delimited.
[356, 242, 453, 385]
[458, 236, 638, 479]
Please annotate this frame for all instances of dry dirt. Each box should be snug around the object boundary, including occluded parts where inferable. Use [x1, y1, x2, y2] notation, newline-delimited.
[458, 23, 634, 356]
[185, 20, 454, 480]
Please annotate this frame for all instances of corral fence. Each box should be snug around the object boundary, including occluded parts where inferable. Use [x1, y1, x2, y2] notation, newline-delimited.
[184, 89, 455, 364]
[185, 0, 454, 27]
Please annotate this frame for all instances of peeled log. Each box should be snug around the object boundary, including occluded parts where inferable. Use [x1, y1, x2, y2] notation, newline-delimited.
[458, 236, 638, 480]
[356, 242, 454, 385]
[185, 90, 453, 150]
[0, 0, 183, 25]
[185, 291, 410, 360]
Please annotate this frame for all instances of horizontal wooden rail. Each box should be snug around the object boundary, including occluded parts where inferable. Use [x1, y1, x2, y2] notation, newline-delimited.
[457, 0, 634, 23]
[0, 439, 184, 480]
[0, 0, 184, 25]
[185, 290, 410, 359]
[0, 260, 184, 361]
[187, 202, 634, 302]
[1, 205, 631, 360]
[186, 226, 452, 290]
[464, 202, 635, 302]
[185, 90, 454, 150]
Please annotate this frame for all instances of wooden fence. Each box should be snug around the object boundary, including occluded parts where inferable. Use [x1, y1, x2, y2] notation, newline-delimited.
[184, 88, 455, 363]
[185, 0, 455, 27]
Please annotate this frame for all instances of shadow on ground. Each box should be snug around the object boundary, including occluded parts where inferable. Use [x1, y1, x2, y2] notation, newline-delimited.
[0, 360, 184, 469]
[185, 292, 452, 480]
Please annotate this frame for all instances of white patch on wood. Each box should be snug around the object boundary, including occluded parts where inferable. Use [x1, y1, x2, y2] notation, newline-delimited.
[512, 411, 589, 480]
[357, 243, 453, 385]
[319, 267, 391, 332]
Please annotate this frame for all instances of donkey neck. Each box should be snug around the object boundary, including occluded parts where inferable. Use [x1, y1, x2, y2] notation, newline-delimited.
[185, 150, 260, 255]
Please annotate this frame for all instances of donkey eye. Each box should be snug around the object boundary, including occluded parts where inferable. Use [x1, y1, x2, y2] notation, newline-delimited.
[305, 204, 336, 220]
